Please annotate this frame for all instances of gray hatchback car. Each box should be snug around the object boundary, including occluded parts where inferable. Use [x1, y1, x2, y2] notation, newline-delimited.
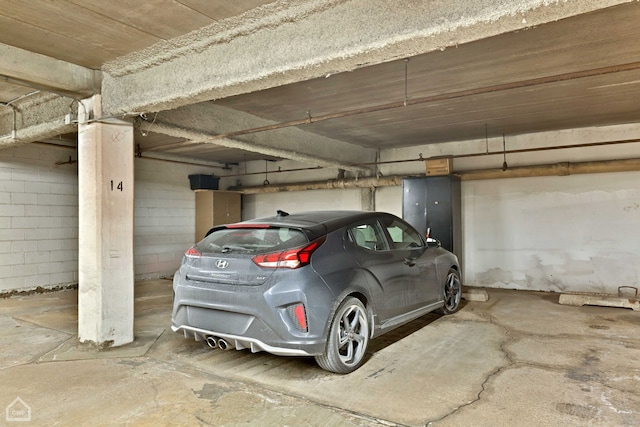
[171, 210, 462, 373]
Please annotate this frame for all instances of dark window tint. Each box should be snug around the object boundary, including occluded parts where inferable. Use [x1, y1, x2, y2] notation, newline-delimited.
[197, 227, 307, 254]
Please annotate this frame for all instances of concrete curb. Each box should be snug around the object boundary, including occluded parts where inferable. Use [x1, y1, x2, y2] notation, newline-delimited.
[462, 288, 489, 302]
[559, 293, 640, 311]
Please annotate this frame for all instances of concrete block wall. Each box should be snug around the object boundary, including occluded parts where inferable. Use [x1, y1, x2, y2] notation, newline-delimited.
[0, 142, 218, 292]
[0, 144, 78, 292]
[133, 158, 208, 280]
[3, 123, 639, 294]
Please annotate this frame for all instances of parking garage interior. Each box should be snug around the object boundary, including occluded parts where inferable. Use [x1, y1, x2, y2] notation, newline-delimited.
[1, 1, 639, 425]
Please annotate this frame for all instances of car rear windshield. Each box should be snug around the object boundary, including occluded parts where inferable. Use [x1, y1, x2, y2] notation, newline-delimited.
[196, 227, 308, 254]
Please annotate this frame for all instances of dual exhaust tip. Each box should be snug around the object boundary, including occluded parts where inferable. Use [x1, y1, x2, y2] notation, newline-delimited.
[205, 335, 233, 350]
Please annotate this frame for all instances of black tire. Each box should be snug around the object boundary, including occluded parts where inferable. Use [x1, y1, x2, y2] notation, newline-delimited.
[315, 297, 370, 374]
[436, 268, 462, 315]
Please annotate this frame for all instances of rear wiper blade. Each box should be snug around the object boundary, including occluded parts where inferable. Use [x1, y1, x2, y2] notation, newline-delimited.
[221, 245, 246, 253]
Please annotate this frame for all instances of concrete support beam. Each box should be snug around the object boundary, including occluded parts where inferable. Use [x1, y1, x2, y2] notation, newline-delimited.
[0, 43, 100, 98]
[0, 93, 76, 147]
[151, 104, 375, 173]
[78, 95, 135, 347]
[101, 0, 634, 115]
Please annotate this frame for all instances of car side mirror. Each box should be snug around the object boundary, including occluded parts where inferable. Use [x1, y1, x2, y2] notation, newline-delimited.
[426, 237, 441, 248]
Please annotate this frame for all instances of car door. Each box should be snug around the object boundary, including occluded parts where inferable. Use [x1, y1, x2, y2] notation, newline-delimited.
[379, 215, 440, 311]
[345, 220, 408, 322]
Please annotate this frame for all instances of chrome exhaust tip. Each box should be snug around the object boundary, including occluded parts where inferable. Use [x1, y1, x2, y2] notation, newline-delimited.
[217, 338, 232, 350]
[205, 336, 218, 349]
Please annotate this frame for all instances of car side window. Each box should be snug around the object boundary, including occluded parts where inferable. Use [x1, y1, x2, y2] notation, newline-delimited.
[348, 223, 389, 251]
[382, 218, 424, 250]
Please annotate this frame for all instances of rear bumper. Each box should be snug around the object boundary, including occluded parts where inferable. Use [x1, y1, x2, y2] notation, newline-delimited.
[171, 324, 317, 356]
[171, 271, 332, 357]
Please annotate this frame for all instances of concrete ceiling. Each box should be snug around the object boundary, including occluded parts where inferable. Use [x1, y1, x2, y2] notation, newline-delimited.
[1, 0, 640, 173]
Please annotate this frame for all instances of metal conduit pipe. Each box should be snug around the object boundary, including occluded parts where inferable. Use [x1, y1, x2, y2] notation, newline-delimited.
[458, 158, 640, 181]
[231, 175, 404, 194]
[232, 158, 640, 193]
[207, 137, 640, 178]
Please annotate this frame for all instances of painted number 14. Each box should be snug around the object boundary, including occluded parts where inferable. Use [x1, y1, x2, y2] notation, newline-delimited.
[110, 180, 123, 191]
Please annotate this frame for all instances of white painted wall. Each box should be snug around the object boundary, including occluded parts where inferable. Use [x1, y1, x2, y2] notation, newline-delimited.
[462, 172, 640, 294]
[236, 124, 640, 294]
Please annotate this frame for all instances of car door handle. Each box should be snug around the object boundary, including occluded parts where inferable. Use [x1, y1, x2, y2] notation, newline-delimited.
[403, 258, 416, 267]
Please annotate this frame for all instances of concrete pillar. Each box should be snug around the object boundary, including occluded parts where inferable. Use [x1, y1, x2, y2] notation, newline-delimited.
[77, 95, 135, 347]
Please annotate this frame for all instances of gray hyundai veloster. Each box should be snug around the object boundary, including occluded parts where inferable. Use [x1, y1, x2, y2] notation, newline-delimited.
[171, 210, 462, 373]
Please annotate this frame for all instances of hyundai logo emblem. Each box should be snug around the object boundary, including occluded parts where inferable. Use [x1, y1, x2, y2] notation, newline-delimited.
[215, 260, 229, 269]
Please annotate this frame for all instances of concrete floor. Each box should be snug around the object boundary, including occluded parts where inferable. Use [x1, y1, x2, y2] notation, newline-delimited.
[0, 280, 639, 426]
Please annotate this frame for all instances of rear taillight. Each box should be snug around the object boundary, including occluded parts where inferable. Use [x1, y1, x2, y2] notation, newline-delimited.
[252, 237, 325, 269]
[185, 247, 201, 257]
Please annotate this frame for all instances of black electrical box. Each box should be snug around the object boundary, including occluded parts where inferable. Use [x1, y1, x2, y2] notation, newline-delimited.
[402, 176, 461, 256]
[188, 174, 219, 191]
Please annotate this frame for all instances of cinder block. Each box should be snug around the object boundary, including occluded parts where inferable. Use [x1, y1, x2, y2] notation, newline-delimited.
[49, 271, 76, 284]
[23, 274, 51, 288]
[24, 205, 50, 217]
[50, 183, 77, 195]
[48, 206, 77, 217]
[10, 241, 32, 252]
[0, 228, 25, 242]
[11, 263, 36, 277]
[24, 251, 50, 264]
[50, 250, 77, 262]
[0, 205, 26, 217]
[11, 193, 38, 205]
[0, 276, 25, 292]
[0, 252, 24, 266]
[37, 239, 62, 252]
[26, 228, 49, 240]
[60, 239, 77, 250]
[0, 180, 25, 192]
[38, 194, 77, 206]
[11, 168, 40, 182]
[37, 217, 63, 229]
[37, 262, 63, 275]
[24, 181, 51, 194]
[10, 217, 32, 229]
